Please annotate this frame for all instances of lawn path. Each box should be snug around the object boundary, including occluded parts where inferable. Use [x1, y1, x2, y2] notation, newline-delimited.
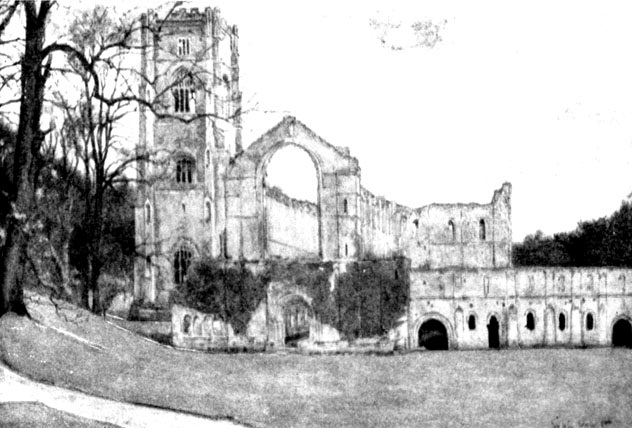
[0, 362, 246, 428]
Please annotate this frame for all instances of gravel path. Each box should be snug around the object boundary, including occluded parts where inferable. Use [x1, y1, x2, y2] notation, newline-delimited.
[0, 363, 246, 428]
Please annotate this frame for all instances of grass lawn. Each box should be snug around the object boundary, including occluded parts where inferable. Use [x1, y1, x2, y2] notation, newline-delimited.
[0, 292, 631, 428]
[0, 402, 122, 428]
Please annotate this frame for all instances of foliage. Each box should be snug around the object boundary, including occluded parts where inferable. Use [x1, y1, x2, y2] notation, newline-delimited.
[262, 260, 336, 325]
[336, 259, 408, 338]
[171, 257, 267, 335]
[513, 201, 632, 267]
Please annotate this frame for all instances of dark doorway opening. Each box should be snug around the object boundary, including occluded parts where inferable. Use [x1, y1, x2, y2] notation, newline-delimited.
[283, 299, 312, 347]
[418, 319, 449, 350]
[612, 319, 632, 348]
[488, 316, 500, 349]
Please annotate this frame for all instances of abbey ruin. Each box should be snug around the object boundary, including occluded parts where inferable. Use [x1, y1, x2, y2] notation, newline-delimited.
[134, 7, 632, 351]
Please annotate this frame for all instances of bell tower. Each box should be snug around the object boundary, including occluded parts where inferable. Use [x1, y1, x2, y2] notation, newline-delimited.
[134, 7, 241, 306]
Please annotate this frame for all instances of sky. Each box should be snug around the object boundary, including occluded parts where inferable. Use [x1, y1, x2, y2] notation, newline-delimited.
[57, 1, 632, 240]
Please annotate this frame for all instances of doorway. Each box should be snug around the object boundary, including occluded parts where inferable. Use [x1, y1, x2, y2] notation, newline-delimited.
[488, 315, 500, 349]
[418, 319, 449, 350]
[612, 319, 632, 348]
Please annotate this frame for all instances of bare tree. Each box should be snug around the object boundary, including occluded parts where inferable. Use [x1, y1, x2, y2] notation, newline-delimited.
[0, 1, 242, 316]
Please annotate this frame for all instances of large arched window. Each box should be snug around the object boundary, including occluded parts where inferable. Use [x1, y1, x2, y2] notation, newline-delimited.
[173, 245, 193, 285]
[176, 157, 194, 183]
[173, 70, 195, 113]
[448, 219, 456, 242]
[479, 219, 486, 241]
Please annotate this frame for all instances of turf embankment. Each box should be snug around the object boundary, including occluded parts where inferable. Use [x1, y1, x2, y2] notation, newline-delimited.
[1, 291, 632, 428]
[0, 402, 123, 428]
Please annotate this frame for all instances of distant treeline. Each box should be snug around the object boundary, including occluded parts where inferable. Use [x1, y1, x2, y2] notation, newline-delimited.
[513, 201, 632, 267]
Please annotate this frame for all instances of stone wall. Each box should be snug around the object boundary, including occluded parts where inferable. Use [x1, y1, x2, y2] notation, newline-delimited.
[403, 183, 512, 270]
[409, 267, 632, 349]
[264, 187, 319, 258]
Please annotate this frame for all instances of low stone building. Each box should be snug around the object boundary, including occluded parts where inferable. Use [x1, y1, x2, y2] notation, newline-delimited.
[134, 7, 632, 351]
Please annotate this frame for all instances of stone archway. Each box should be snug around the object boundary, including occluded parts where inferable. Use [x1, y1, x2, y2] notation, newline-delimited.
[258, 142, 323, 259]
[278, 294, 313, 347]
[418, 319, 449, 350]
[612, 318, 632, 348]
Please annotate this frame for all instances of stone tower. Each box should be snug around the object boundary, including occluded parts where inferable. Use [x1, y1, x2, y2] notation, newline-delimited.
[134, 7, 241, 306]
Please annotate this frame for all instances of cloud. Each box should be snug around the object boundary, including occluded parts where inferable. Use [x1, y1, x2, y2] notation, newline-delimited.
[369, 17, 446, 51]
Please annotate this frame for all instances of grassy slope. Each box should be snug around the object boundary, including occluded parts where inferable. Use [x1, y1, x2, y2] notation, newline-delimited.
[0, 402, 122, 428]
[1, 292, 631, 428]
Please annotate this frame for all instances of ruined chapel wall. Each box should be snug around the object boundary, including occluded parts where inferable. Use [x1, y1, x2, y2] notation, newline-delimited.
[404, 183, 512, 269]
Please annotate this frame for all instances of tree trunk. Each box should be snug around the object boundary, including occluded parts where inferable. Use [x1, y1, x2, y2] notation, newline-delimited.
[0, 2, 50, 317]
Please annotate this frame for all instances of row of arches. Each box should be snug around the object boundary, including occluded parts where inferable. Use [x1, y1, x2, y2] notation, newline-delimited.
[417, 315, 632, 350]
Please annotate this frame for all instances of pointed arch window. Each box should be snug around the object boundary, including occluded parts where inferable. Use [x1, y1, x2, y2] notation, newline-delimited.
[173, 69, 195, 113]
[173, 245, 193, 285]
[448, 219, 456, 242]
[479, 219, 486, 241]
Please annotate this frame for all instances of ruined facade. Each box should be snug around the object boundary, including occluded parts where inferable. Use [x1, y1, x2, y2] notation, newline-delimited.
[134, 7, 632, 350]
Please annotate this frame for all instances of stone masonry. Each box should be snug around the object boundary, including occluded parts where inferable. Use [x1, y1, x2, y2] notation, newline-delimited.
[134, 7, 632, 350]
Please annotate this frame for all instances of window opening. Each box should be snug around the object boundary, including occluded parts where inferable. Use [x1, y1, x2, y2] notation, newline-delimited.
[205, 200, 212, 222]
[559, 313, 566, 331]
[468, 315, 476, 330]
[177, 38, 190, 56]
[176, 158, 193, 183]
[145, 202, 151, 224]
[526, 312, 535, 330]
[144, 256, 151, 278]
[173, 70, 195, 113]
[586, 313, 594, 331]
[343, 199, 348, 214]
[479, 219, 486, 241]
[448, 220, 456, 242]
[174, 246, 192, 285]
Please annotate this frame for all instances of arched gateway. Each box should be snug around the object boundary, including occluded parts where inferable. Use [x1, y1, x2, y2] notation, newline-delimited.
[418, 319, 449, 350]
[612, 318, 632, 348]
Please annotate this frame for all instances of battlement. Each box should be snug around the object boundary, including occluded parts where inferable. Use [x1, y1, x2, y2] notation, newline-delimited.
[165, 7, 211, 21]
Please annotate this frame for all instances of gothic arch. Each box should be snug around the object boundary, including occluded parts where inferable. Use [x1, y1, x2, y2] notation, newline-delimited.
[412, 312, 456, 350]
[226, 116, 360, 261]
[255, 141, 324, 258]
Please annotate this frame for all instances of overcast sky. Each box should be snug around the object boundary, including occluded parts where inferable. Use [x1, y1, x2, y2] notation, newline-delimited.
[100, 1, 632, 240]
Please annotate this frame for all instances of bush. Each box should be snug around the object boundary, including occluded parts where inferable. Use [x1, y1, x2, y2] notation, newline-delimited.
[171, 257, 267, 335]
